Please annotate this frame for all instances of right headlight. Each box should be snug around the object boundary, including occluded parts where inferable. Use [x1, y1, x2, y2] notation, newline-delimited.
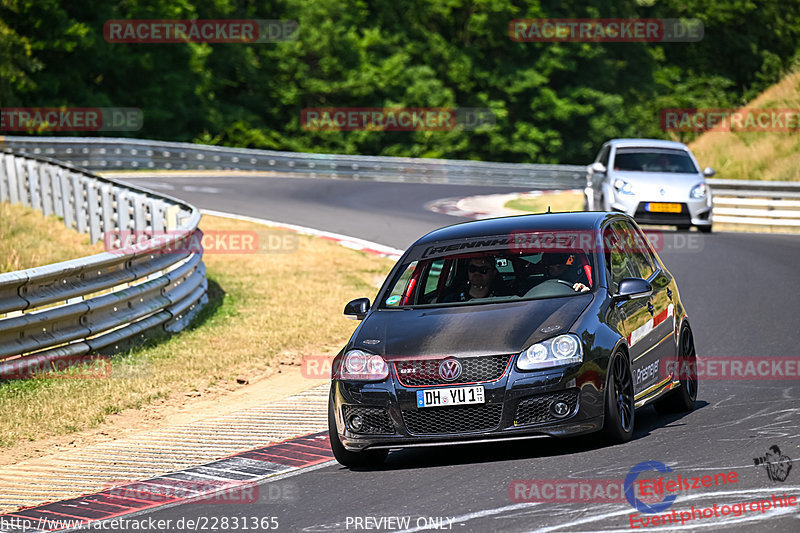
[517, 334, 583, 371]
[338, 349, 389, 381]
[613, 178, 634, 195]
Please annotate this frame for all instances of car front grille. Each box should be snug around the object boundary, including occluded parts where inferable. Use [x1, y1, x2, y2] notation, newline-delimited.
[402, 404, 503, 435]
[394, 354, 512, 387]
[342, 406, 395, 434]
[514, 389, 579, 426]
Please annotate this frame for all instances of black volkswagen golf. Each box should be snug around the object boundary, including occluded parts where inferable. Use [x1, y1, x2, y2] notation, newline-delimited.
[329, 212, 698, 467]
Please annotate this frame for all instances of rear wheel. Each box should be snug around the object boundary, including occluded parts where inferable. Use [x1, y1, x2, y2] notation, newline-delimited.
[654, 324, 698, 414]
[602, 350, 635, 443]
[328, 400, 388, 468]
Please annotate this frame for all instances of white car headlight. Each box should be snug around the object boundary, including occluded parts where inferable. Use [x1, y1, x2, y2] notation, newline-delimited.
[613, 178, 634, 195]
[340, 349, 389, 381]
[517, 334, 583, 371]
[690, 183, 707, 199]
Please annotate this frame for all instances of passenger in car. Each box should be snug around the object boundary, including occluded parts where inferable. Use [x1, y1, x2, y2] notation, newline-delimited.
[541, 253, 591, 292]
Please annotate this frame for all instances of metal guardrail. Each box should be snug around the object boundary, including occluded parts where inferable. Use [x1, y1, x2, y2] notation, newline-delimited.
[0, 136, 588, 190]
[707, 178, 800, 227]
[0, 149, 207, 376]
[3, 136, 799, 229]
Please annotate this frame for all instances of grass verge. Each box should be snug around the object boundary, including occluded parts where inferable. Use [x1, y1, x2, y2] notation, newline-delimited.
[505, 191, 584, 213]
[0, 202, 105, 272]
[689, 70, 800, 181]
[0, 213, 394, 447]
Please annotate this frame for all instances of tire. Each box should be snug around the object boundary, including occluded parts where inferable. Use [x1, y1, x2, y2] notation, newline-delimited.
[602, 350, 635, 443]
[654, 324, 698, 414]
[328, 400, 388, 468]
[697, 225, 712, 234]
[676, 224, 691, 231]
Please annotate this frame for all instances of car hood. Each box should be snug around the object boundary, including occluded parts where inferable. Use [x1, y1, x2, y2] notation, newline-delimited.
[352, 295, 594, 359]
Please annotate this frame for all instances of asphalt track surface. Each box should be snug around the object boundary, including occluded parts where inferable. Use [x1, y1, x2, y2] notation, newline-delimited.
[104, 175, 800, 532]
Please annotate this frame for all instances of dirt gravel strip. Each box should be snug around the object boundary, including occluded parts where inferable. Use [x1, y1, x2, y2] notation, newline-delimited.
[0, 384, 330, 515]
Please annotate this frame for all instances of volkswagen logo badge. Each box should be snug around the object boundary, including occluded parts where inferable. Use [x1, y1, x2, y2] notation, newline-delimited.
[438, 358, 462, 381]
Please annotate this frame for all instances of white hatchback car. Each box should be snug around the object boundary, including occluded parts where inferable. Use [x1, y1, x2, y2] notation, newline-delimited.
[584, 139, 714, 233]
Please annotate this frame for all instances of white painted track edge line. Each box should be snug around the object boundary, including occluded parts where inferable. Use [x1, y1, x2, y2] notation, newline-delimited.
[200, 209, 404, 260]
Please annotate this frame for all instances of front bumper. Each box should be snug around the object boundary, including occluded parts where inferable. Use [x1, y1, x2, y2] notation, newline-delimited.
[610, 194, 712, 227]
[330, 359, 608, 452]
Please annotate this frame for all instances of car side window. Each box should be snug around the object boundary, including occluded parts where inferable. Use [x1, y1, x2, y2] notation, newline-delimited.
[384, 262, 417, 306]
[603, 224, 638, 293]
[618, 221, 655, 280]
[420, 259, 452, 302]
[423, 260, 444, 295]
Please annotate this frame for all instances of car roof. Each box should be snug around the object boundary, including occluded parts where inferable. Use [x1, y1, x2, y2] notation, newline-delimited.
[606, 138, 690, 150]
[412, 212, 616, 246]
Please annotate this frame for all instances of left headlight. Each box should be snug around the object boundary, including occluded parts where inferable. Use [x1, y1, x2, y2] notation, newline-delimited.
[517, 334, 583, 371]
[339, 349, 389, 381]
[690, 183, 707, 199]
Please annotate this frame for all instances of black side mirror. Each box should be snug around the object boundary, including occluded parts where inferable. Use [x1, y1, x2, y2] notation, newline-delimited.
[344, 298, 370, 320]
[614, 278, 652, 302]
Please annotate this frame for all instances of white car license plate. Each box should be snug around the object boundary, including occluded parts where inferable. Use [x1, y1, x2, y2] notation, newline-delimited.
[416, 385, 485, 408]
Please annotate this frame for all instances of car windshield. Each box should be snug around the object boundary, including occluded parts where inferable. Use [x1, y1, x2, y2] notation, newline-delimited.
[380, 236, 597, 308]
[613, 148, 698, 174]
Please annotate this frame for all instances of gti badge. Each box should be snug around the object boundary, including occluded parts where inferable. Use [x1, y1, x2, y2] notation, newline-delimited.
[438, 358, 462, 381]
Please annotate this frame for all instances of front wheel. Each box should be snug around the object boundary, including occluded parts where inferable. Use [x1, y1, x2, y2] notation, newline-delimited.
[328, 400, 388, 468]
[697, 225, 712, 234]
[602, 350, 635, 443]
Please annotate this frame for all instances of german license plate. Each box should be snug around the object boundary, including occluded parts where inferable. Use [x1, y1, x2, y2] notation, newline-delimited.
[416, 385, 485, 408]
[646, 202, 682, 213]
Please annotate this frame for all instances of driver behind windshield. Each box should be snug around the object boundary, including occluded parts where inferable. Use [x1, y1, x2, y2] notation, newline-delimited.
[443, 257, 506, 302]
[541, 253, 590, 293]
